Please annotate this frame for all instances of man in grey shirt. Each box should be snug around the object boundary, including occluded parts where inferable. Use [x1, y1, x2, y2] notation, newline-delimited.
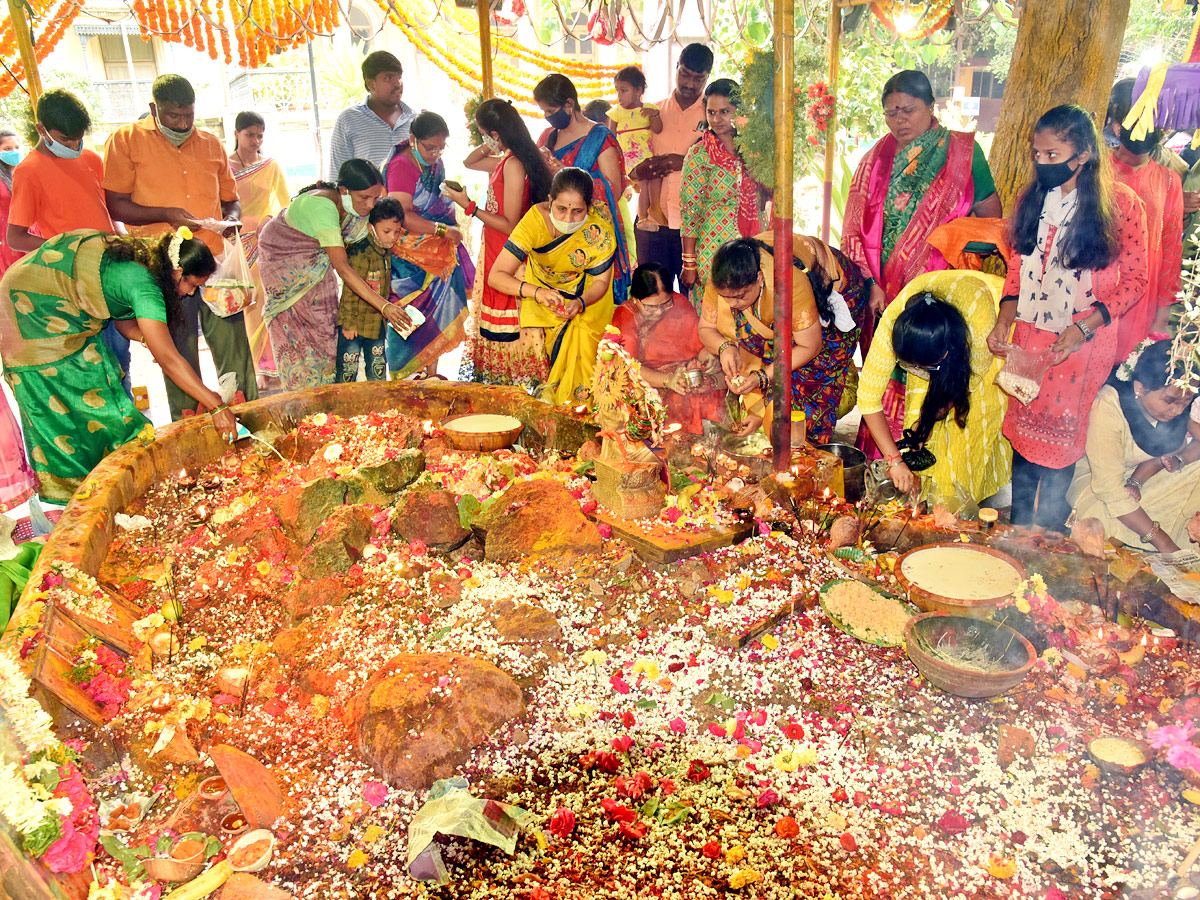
[328, 51, 416, 178]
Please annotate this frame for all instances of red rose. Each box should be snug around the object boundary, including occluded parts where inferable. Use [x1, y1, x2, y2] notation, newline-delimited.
[611, 735, 634, 753]
[686, 759, 711, 782]
[701, 840, 722, 859]
[547, 807, 576, 839]
[594, 752, 621, 773]
[620, 711, 636, 728]
[832, 787, 848, 802]
[775, 816, 800, 839]
[783, 722, 805, 740]
[840, 832, 858, 852]
[618, 820, 647, 840]
[601, 798, 637, 823]
[937, 810, 971, 835]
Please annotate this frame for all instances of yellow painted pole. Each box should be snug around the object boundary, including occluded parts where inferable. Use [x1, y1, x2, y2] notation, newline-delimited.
[7, 0, 44, 106]
[477, 0, 494, 99]
[771, 0, 795, 472]
[820, 1, 841, 243]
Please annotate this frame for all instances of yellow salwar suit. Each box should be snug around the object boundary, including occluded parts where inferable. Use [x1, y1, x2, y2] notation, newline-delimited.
[858, 269, 1012, 509]
[505, 205, 617, 405]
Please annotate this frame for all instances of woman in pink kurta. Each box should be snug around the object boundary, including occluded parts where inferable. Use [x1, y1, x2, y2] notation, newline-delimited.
[988, 105, 1149, 532]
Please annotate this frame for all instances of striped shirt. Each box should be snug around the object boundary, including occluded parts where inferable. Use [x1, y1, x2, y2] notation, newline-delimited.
[328, 95, 416, 179]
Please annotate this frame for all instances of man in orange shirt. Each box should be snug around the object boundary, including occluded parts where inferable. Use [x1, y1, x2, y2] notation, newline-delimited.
[629, 43, 711, 292]
[104, 74, 257, 419]
[7, 88, 132, 395]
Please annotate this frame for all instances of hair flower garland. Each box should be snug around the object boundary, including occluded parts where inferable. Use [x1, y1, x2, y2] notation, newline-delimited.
[1116, 336, 1161, 382]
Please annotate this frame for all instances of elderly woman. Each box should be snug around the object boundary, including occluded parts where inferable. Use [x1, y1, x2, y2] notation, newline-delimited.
[697, 234, 866, 444]
[0, 230, 237, 501]
[842, 70, 1001, 455]
[489, 167, 617, 405]
[611, 263, 723, 434]
[1069, 339, 1200, 553]
[679, 79, 765, 309]
[258, 159, 410, 391]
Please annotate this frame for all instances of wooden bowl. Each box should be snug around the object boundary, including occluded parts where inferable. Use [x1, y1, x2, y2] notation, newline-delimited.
[440, 414, 524, 452]
[894, 542, 1025, 619]
[904, 611, 1035, 698]
[228, 828, 275, 873]
[1087, 737, 1153, 776]
[142, 857, 204, 884]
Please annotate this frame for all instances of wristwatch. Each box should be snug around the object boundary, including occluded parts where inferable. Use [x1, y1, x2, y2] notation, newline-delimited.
[1075, 320, 1096, 342]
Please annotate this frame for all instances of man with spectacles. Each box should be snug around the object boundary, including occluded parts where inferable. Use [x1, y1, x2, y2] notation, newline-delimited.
[328, 51, 416, 178]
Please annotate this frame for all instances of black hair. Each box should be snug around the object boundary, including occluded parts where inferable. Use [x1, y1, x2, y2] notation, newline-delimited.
[705, 78, 741, 106]
[1109, 340, 1195, 455]
[583, 99, 612, 123]
[549, 166, 594, 208]
[881, 70, 934, 107]
[476, 98, 553, 204]
[891, 291, 971, 445]
[630, 263, 669, 300]
[36, 89, 91, 138]
[369, 196, 405, 226]
[232, 111, 265, 152]
[103, 233, 215, 331]
[152, 74, 196, 107]
[1133, 338, 1175, 391]
[410, 111, 449, 141]
[297, 158, 384, 196]
[534, 73, 579, 110]
[1108, 78, 1162, 153]
[678, 43, 714, 75]
[615, 65, 647, 92]
[362, 50, 403, 85]
[1009, 104, 1118, 271]
[711, 237, 838, 328]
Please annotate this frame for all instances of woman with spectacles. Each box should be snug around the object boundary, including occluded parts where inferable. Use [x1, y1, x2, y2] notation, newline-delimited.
[859, 273, 1011, 509]
[841, 69, 1002, 458]
[383, 111, 475, 378]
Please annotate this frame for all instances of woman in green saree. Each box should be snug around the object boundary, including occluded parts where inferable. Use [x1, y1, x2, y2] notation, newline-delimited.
[0, 228, 238, 501]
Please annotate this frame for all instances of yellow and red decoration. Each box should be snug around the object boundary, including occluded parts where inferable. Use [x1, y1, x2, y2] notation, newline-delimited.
[871, 0, 953, 40]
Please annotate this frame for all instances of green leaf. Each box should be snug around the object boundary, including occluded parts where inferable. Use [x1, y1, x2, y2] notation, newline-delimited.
[641, 797, 660, 818]
[662, 805, 692, 826]
[430, 625, 453, 640]
[704, 691, 735, 711]
[456, 495, 482, 528]
[23, 813, 62, 857]
[574, 460, 595, 476]
[204, 836, 223, 859]
[155, 834, 172, 854]
[634, 698, 658, 709]
[99, 832, 146, 880]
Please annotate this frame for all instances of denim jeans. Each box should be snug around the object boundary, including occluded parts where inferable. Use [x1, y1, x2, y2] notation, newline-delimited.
[336, 329, 386, 382]
[1010, 451, 1076, 532]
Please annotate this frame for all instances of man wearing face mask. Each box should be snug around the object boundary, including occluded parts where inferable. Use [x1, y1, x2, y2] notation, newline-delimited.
[103, 74, 256, 419]
[7, 90, 128, 394]
[1106, 79, 1183, 355]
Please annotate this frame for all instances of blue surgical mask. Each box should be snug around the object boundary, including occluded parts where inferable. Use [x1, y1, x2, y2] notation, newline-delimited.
[0, 149, 20, 166]
[45, 137, 82, 160]
[411, 141, 430, 167]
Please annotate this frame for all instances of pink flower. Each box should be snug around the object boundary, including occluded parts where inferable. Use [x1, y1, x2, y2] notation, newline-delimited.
[600, 798, 637, 823]
[659, 778, 677, 796]
[598, 523, 613, 539]
[617, 770, 655, 799]
[363, 780, 388, 807]
[668, 717, 687, 734]
[1148, 722, 1196, 749]
[547, 807, 576, 838]
[610, 675, 631, 694]
[1167, 743, 1200, 773]
[620, 711, 636, 728]
[756, 788, 780, 808]
[937, 809, 971, 835]
[663, 507, 682, 523]
[707, 723, 727, 737]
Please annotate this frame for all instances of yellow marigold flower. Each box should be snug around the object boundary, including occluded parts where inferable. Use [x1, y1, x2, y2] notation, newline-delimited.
[347, 848, 368, 869]
[729, 868, 762, 889]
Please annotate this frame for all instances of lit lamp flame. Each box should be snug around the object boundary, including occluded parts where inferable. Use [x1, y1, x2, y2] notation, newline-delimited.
[422, 420, 433, 436]
[892, 8, 920, 35]
[664, 423, 682, 435]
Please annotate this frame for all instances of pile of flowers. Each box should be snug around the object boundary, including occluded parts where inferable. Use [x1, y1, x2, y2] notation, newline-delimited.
[67, 637, 132, 720]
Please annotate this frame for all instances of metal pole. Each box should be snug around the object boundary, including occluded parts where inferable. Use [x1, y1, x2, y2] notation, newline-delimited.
[307, 41, 323, 177]
[7, 0, 44, 106]
[119, 19, 142, 113]
[820, 1, 841, 243]
[771, 0, 795, 473]
[478, 0, 495, 99]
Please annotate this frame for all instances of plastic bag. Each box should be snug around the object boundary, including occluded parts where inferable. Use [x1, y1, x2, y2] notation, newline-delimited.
[996, 344, 1055, 406]
[202, 234, 255, 317]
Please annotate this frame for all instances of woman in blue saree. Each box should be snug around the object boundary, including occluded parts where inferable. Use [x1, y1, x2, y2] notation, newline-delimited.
[534, 74, 632, 305]
[384, 111, 476, 377]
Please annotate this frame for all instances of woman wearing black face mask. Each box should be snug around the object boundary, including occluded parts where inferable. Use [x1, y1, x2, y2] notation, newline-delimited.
[533, 73, 631, 304]
[986, 104, 1149, 533]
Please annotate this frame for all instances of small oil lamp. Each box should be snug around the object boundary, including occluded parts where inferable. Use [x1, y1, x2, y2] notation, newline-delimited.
[422, 420, 434, 436]
[150, 692, 174, 714]
[221, 812, 247, 834]
[194, 504, 211, 523]
[177, 468, 196, 490]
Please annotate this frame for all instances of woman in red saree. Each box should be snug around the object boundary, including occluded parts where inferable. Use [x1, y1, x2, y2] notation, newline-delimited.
[842, 70, 1001, 456]
[611, 263, 723, 434]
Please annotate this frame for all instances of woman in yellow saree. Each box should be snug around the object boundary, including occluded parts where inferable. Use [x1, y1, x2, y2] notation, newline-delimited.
[489, 167, 616, 405]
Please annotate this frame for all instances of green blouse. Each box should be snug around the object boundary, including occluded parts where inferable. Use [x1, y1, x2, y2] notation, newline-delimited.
[284, 192, 346, 248]
[99, 256, 168, 323]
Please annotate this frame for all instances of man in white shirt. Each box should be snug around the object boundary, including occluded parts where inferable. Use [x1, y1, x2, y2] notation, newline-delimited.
[629, 43, 712, 291]
[328, 51, 416, 178]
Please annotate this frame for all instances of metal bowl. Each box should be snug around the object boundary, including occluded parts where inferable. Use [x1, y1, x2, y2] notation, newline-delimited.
[814, 442, 866, 502]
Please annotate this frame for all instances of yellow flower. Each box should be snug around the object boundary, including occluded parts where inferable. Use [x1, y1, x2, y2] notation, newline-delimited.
[632, 659, 660, 679]
[581, 650, 607, 668]
[347, 848, 368, 869]
[772, 749, 802, 772]
[363, 825, 384, 844]
[729, 869, 762, 890]
[725, 844, 746, 865]
[568, 703, 596, 719]
[760, 634, 779, 651]
[177, 226, 193, 241]
[986, 856, 1017, 879]
[1015, 596, 1031, 614]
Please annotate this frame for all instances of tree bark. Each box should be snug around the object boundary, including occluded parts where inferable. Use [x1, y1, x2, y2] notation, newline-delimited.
[989, 0, 1132, 213]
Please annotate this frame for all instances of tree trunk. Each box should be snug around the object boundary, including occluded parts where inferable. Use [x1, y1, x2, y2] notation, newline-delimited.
[989, 0, 1132, 213]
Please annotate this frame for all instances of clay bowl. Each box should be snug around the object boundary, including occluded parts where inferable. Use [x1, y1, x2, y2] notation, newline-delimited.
[198, 775, 227, 801]
[141, 857, 204, 884]
[440, 414, 524, 452]
[904, 612, 1035, 698]
[894, 542, 1025, 619]
[1087, 737, 1153, 776]
[228, 828, 275, 873]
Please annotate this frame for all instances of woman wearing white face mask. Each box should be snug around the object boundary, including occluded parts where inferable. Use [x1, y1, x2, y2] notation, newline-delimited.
[445, 99, 553, 388]
[860, 273, 1011, 509]
[258, 158, 412, 391]
[489, 167, 618, 405]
